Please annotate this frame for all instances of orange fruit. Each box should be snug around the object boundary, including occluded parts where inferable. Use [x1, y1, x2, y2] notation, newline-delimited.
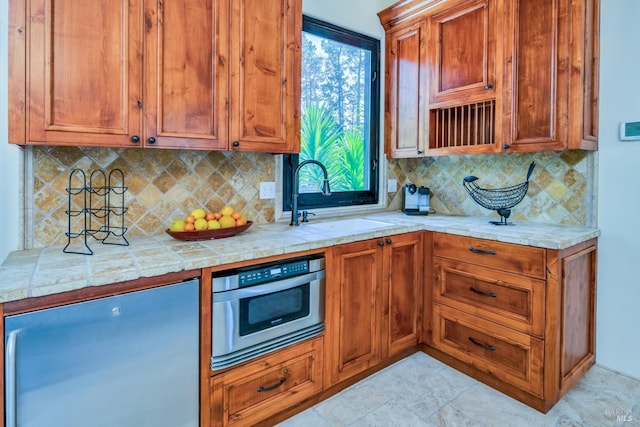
[205, 212, 215, 221]
[213, 213, 222, 220]
[231, 212, 241, 220]
[184, 223, 195, 231]
[185, 215, 196, 224]
[235, 218, 246, 226]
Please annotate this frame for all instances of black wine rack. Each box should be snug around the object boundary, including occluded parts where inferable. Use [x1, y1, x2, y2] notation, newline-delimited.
[63, 168, 129, 255]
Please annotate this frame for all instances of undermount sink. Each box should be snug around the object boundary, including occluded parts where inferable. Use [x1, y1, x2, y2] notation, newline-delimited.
[301, 218, 394, 233]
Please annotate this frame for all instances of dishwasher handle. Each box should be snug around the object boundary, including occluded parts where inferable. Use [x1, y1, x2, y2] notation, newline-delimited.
[5, 329, 21, 427]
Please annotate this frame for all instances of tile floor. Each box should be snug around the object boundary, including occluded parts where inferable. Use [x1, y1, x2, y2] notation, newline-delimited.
[276, 352, 639, 427]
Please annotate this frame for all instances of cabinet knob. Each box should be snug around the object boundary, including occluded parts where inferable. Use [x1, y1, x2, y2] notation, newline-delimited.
[385, 238, 392, 244]
[417, 150, 423, 155]
[377, 240, 385, 247]
[232, 141, 240, 148]
[485, 83, 493, 89]
[502, 144, 510, 150]
[131, 135, 140, 144]
[147, 137, 156, 145]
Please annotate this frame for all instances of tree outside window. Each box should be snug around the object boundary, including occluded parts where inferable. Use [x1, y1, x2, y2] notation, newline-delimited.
[283, 17, 380, 212]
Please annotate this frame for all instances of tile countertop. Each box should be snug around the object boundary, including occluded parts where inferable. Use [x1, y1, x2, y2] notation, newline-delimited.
[0, 212, 600, 304]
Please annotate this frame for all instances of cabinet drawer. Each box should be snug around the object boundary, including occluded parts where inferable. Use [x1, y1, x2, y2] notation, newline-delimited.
[434, 258, 545, 336]
[433, 305, 543, 397]
[433, 233, 546, 279]
[211, 337, 323, 427]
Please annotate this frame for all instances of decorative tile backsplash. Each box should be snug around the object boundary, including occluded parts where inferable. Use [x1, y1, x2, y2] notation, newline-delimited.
[31, 147, 276, 247]
[30, 147, 596, 248]
[387, 150, 596, 227]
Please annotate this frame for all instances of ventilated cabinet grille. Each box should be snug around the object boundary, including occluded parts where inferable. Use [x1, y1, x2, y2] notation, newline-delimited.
[430, 100, 496, 149]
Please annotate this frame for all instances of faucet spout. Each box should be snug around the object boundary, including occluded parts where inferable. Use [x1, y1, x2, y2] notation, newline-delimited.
[290, 160, 331, 226]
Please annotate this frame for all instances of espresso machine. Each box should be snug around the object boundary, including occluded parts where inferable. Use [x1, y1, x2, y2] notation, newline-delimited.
[402, 183, 430, 215]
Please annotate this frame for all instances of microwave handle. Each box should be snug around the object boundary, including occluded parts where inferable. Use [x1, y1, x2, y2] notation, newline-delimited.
[212, 270, 325, 303]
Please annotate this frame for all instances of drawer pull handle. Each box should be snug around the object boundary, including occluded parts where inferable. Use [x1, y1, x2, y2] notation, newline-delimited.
[469, 246, 496, 255]
[469, 287, 497, 298]
[469, 337, 496, 351]
[257, 377, 287, 392]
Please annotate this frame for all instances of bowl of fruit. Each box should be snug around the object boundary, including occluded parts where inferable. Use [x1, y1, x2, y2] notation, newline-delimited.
[166, 206, 252, 241]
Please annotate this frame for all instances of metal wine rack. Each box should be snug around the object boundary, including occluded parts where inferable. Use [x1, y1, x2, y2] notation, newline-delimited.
[63, 168, 129, 255]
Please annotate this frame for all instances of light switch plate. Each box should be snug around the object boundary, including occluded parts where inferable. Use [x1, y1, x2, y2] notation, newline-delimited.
[260, 182, 276, 199]
[387, 179, 397, 193]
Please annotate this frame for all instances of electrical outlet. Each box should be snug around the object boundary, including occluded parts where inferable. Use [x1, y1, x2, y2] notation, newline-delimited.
[259, 182, 276, 199]
[387, 179, 398, 193]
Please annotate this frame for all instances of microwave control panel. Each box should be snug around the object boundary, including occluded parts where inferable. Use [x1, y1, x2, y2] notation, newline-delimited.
[239, 259, 309, 287]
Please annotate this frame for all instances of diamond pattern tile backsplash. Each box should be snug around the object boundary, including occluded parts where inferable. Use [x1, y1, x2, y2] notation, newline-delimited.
[31, 147, 595, 248]
[386, 150, 596, 227]
[32, 147, 276, 247]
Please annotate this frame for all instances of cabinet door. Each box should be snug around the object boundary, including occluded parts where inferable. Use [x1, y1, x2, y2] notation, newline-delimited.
[568, 0, 599, 150]
[428, 0, 496, 106]
[328, 240, 383, 385]
[143, 0, 228, 149]
[383, 233, 423, 358]
[229, 0, 301, 153]
[383, 20, 428, 158]
[501, 0, 569, 152]
[27, 0, 143, 147]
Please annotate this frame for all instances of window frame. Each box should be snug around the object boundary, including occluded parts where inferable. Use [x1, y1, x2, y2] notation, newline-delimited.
[282, 15, 381, 213]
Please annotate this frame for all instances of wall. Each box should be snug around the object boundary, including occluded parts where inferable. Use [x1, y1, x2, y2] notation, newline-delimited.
[0, 0, 21, 261]
[596, 0, 640, 379]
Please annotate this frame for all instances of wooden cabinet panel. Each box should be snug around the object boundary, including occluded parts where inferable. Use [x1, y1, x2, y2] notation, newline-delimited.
[328, 240, 383, 384]
[143, 0, 227, 149]
[383, 20, 428, 158]
[503, 0, 567, 151]
[385, 233, 423, 357]
[229, 0, 301, 153]
[433, 304, 544, 397]
[428, 0, 496, 106]
[501, 0, 599, 152]
[434, 257, 545, 336]
[328, 233, 422, 385]
[433, 233, 546, 279]
[211, 337, 323, 427]
[26, 0, 142, 146]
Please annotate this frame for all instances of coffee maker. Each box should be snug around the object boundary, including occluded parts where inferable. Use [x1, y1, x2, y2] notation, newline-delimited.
[402, 183, 430, 215]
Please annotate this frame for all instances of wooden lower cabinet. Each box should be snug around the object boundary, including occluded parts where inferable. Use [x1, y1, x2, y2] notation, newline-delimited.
[326, 233, 423, 386]
[210, 337, 323, 427]
[428, 233, 597, 412]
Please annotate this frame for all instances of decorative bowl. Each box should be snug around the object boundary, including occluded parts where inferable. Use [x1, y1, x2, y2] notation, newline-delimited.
[165, 221, 253, 241]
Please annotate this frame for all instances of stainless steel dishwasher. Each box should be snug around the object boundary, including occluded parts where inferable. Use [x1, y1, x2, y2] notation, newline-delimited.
[4, 278, 200, 427]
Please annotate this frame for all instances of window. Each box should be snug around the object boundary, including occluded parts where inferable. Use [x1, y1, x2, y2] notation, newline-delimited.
[283, 16, 380, 213]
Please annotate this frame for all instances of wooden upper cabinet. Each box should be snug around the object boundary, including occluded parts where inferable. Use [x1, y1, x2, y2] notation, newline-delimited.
[381, 19, 428, 158]
[378, 0, 599, 157]
[428, 0, 496, 107]
[143, 0, 227, 150]
[20, 0, 143, 147]
[501, 0, 599, 152]
[228, 0, 301, 153]
[9, 0, 301, 152]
